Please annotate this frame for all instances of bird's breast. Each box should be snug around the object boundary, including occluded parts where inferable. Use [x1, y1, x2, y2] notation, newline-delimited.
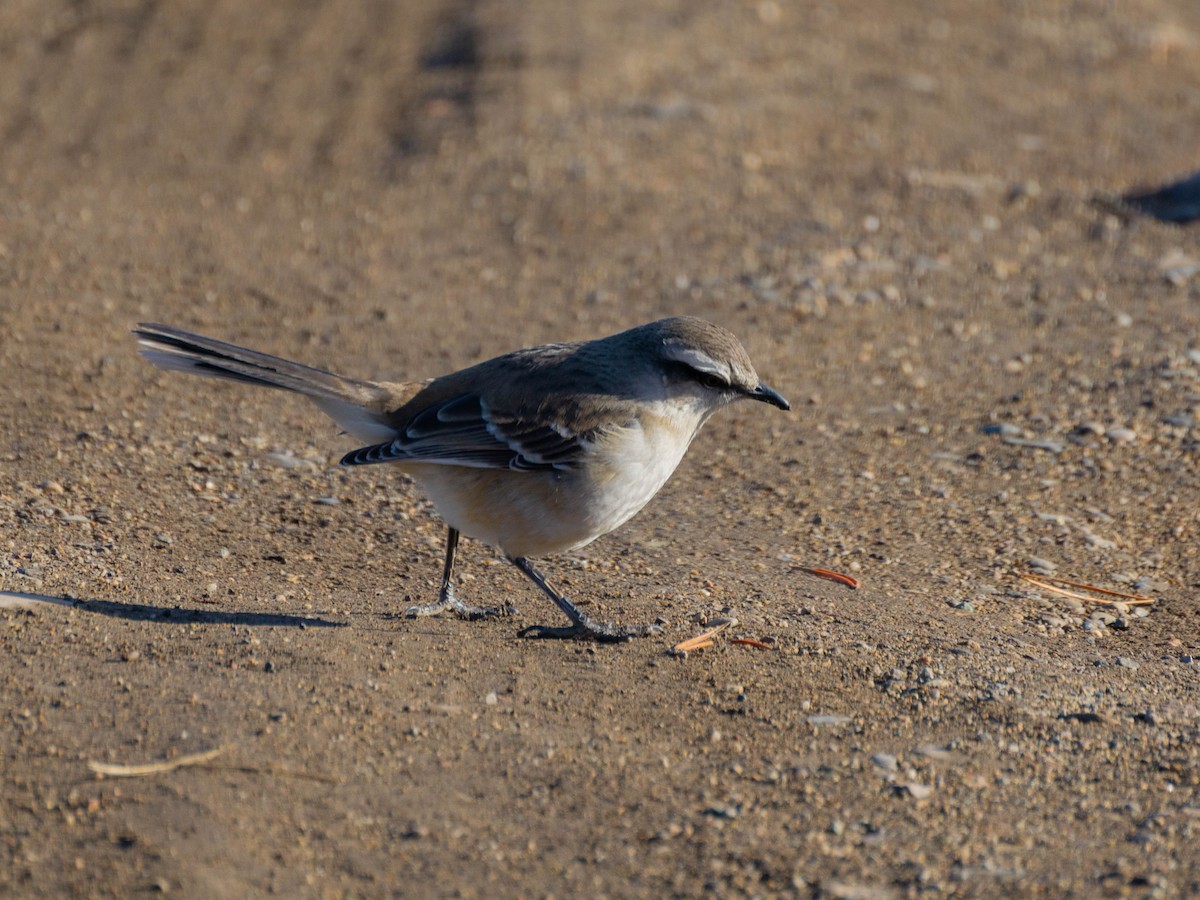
[399, 405, 706, 559]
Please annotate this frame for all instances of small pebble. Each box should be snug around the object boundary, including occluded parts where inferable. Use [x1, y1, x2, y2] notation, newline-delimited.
[807, 714, 851, 727]
[1027, 557, 1057, 573]
[1003, 436, 1064, 453]
[894, 782, 933, 800]
[870, 753, 898, 772]
[703, 804, 740, 820]
[485, 691, 498, 706]
[1117, 657, 1139, 670]
[1106, 427, 1137, 443]
[980, 423, 1021, 436]
[1082, 531, 1117, 550]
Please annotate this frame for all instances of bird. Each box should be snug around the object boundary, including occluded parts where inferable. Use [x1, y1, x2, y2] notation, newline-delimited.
[134, 317, 790, 641]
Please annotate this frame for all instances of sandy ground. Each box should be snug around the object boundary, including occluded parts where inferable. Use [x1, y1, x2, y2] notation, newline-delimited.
[3, 0, 1200, 896]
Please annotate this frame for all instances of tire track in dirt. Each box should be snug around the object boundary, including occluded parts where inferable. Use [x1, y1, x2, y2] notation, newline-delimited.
[0, 0, 540, 188]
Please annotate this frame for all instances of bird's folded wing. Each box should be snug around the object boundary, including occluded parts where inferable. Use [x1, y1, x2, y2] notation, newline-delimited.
[340, 393, 596, 471]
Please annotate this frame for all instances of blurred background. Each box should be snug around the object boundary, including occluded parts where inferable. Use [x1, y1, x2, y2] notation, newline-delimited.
[3, 0, 1198, 375]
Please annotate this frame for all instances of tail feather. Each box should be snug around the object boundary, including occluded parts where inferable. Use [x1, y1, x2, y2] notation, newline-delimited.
[134, 323, 400, 443]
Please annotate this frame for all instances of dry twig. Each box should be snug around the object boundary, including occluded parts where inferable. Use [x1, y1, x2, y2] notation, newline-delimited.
[89, 746, 228, 778]
[731, 638, 773, 651]
[673, 621, 733, 653]
[797, 567, 860, 589]
[1018, 573, 1155, 607]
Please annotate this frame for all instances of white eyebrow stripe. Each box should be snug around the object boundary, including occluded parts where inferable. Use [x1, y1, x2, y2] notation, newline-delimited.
[661, 344, 731, 381]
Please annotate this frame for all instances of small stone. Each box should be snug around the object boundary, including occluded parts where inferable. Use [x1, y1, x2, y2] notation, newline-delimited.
[870, 753, 898, 771]
[980, 423, 1021, 436]
[807, 714, 851, 727]
[914, 744, 956, 761]
[1026, 557, 1057, 573]
[314, 497, 339, 506]
[1083, 531, 1117, 550]
[1003, 436, 1064, 453]
[1106, 427, 1137, 443]
[1117, 657, 1139, 670]
[895, 782, 934, 800]
[702, 804, 740, 820]
[485, 691, 498, 706]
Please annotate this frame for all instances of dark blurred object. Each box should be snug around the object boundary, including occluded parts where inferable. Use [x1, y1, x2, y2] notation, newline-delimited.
[1121, 171, 1200, 224]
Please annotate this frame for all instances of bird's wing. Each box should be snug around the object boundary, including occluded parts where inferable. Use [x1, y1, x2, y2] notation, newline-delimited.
[340, 393, 598, 471]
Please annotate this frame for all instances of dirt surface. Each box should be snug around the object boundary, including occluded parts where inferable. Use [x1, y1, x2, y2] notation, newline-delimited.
[3, 1, 1200, 896]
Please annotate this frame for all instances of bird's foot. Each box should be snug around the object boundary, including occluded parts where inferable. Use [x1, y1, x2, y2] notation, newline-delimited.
[518, 613, 662, 643]
[405, 592, 514, 621]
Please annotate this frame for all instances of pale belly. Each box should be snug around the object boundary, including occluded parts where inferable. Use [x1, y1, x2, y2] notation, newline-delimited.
[400, 416, 696, 558]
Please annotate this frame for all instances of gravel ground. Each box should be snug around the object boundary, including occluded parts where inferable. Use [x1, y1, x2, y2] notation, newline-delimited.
[2, 1, 1199, 896]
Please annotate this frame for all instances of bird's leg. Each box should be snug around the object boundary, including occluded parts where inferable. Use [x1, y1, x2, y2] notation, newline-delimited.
[404, 528, 513, 620]
[510, 556, 662, 642]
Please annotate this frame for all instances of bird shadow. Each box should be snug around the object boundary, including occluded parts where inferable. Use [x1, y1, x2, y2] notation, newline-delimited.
[0, 591, 344, 629]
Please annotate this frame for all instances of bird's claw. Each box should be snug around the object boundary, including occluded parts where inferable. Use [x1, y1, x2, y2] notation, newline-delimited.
[405, 596, 515, 621]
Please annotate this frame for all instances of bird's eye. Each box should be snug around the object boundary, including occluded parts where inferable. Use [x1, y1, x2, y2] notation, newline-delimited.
[697, 371, 728, 391]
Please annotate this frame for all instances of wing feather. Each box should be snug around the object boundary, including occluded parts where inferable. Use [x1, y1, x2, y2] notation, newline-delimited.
[340, 393, 593, 471]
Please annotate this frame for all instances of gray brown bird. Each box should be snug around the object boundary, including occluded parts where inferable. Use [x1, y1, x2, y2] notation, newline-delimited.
[135, 317, 789, 641]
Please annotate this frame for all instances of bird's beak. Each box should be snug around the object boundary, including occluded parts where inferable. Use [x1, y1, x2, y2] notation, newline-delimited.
[749, 382, 790, 410]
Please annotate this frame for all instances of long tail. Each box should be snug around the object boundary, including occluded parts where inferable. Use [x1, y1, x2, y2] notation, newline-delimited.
[134, 323, 401, 443]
